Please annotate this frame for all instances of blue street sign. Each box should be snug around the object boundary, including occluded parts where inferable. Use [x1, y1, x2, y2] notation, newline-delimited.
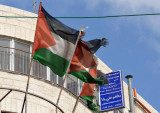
[99, 71, 125, 111]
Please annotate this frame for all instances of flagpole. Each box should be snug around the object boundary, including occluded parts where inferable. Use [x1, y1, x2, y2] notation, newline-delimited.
[72, 82, 92, 113]
[21, 2, 42, 113]
[72, 95, 81, 113]
[56, 24, 83, 113]
[21, 58, 33, 113]
[72, 83, 92, 113]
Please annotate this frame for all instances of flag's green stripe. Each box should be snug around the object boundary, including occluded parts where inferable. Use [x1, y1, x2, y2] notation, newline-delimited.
[33, 48, 69, 77]
[87, 100, 99, 113]
[69, 70, 104, 85]
[81, 96, 99, 113]
[81, 96, 93, 102]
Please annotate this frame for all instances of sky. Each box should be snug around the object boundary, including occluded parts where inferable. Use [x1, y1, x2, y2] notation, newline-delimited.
[0, 0, 160, 112]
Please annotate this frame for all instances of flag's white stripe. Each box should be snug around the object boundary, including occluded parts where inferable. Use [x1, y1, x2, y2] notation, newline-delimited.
[46, 31, 75, 61]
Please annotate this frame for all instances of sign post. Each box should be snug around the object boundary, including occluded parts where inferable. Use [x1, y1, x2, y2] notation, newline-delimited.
[99, 71, 125, 111]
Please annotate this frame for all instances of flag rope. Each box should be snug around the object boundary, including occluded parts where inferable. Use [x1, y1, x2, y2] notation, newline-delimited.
[55, 24, 83, 113]
[0, 13, 160, 18]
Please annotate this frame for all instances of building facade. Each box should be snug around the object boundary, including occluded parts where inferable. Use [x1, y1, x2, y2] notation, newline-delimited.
[0, 4, 158, 113]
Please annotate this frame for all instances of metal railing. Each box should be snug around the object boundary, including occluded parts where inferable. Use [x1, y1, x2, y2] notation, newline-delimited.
[0, 87, 64, 113]
[0, 46, 47, 78]
[0, 46, 82, 95]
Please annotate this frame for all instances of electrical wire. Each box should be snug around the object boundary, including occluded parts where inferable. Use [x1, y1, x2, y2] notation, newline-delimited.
[0, 13, 160, 18]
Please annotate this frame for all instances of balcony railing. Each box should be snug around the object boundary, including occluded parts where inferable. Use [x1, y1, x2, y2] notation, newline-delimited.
[0, 46, 83, 96]
[0, 46, 47, 78]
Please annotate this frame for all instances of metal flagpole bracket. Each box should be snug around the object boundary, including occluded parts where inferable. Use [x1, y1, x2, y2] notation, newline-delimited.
[0, 87, 64, 113]
[0, 89, 12, 102]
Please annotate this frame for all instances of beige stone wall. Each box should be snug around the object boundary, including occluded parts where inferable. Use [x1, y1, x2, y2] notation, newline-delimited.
[135, 93, 159, 113]
[0, 5, 37, 42]
[0, 104, 1, 113]
[0, 71, 92, 113]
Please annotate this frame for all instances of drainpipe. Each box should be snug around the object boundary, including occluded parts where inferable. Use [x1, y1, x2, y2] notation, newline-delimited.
[125, 75, 135, 113]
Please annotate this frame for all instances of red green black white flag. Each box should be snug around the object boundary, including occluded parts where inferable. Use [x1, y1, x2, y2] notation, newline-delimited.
[69, 40, 104, 85]
[32, 3, 79, 77]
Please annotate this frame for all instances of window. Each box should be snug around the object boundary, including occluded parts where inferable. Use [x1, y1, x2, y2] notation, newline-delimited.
[50, 71, 57, 83]
[31, 44, 47, 79]
[58, 76, 63, 86]
[79, 80, 84, 91]
[0, 37, 47, 79]
[67, 75, 78, 95]
[50, 70, 65, 87]
[0, 37, 10, 70]
[32, 59, 47, 79]
[50, 70, 63, 86]
[14, 40, 30, 74]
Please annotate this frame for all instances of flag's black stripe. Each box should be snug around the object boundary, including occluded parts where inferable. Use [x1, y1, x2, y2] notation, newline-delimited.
[41, 7, 79, 44]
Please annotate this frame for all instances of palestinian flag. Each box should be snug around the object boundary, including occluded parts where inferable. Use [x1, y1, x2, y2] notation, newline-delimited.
[69, 40, 103, 85]
[78, 38, 109, 112]
[80, 68, 99, 113]
[32, 2, 79, 77]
